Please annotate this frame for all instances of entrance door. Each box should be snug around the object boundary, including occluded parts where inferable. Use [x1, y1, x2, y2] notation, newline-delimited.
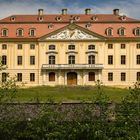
[67, 72, 77, 85]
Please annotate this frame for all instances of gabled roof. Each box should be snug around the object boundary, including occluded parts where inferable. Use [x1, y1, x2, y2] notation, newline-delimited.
[0, 14, 139, 23]
[39, 23, 106, 41]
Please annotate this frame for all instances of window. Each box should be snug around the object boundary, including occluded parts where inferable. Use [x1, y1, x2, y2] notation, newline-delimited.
[2, 29, 8, 37]
[137, 55, 140, 64]
[106, 28, 113, 36]
[108, 44, 113, 49]
[30, 73, 35, 82]
[17, 56, 22, 65]
[88, 45, 95, 50]
[121, 55, 126, 65]
[108, 73, 113, 81]
[118, 28, 125, 36]
[88, 55, 95, 64]
[49, 45, 55, 50]
[68, 45, 75, 50]
[30, 56, 35, 65]
[121, 44, 126, 49]
[134, 28, 140, 36]
[108, 55, 113, 64]
[68, 55, 75, 64]
[30, 44, 35, 49]
[18, 44, 22, 49]
[49, 55, 55, 64]
[2, 55, 7, 65]
[137, 44, 140, 49]
[2, 73, 7, 82]
[49, 72, 55, 81]
[17, 73, 22, 82]
[2, 44, 7, 50]
[17, 28, 23, 37]
[121, 73, 126, 81]
[29, 29, 35, 36]
[88, 72, 95, 81]
[137, 72, 140, 81]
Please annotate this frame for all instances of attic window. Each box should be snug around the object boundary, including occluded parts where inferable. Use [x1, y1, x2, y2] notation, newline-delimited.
[74, 16, 80, 21]
[48, 24, 54, 29]
[120, 15, 126, 21]
[134, 28, 140, 36]
[55, 16, 61, 21]
[10, 16, 15, 21]
[118, 27, 126, 36]
[85, 23, 91, 29]
[38, 16, 43, 21]
[91, 16, 98, 21]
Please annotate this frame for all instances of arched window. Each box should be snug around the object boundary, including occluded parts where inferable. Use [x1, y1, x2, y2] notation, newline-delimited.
[134, 28, 140, 36]
[17, 28, 24, 37]
[118, 28, 125, 36]
[106, 28, 113, 36]
[88, 45, 95, 50]
[2, 73, 7, 82]
[88, 55, 95, 64]
[2, 55, 7, 65]
[49, 55, 55, 64]
[29, 28, 36, 37]
[68, 55, 75, 64]
[49, 72, 55, 81]
[89, 72, 95, 81]
[2, 28, 8, 37]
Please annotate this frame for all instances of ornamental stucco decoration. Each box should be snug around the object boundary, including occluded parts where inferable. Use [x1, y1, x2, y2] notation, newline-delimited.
[46, 29, 98, 40]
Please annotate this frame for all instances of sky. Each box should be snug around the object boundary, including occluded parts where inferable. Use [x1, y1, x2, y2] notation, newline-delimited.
[0, 0, 140, 20]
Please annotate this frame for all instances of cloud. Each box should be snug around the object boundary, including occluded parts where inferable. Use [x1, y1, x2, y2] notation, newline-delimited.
[0, 0, 139, 20]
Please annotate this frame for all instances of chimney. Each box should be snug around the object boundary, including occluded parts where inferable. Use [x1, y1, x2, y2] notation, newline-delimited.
[85, 9, 91, 15]
[62, 9, 67, 15]
[113, 9, 119, 15]
[38, 9, 44, 16]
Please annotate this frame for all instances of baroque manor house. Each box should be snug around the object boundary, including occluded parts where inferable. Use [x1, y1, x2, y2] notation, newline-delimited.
[0, 9, 140, 86]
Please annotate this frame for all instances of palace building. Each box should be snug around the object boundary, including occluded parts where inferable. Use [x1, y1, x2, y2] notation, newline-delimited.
[0, 8, 140, 86]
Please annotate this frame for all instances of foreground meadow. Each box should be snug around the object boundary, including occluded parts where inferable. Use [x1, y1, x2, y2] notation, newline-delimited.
[16, 86, 129, 103]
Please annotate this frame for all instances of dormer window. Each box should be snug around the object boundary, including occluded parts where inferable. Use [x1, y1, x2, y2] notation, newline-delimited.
[74, 16, 80, 21]
[10, 16, 15, 21]
[88, 45, 95, 50]
[55, 16, 61, 21]
[48, 24, 54, 29]
[29, 28, 36, 37]
[38, 16, 43, 22]
[120, 15, 126, 21]
[2, 29, 8, 37]
[91, 16, 98, 21]
[134, 28, 140, 36]
[85, 23, 91, 29]
[106, 28, 113, 36]
[118, 28, 126, 36]
[17, 28, 23, 37]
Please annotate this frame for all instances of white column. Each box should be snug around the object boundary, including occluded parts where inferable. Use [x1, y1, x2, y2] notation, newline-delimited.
[83, 71, 86, 85]
[98, 70, 101, 81]
[58, 70, 61, 85]
[64, 71, 67, 85]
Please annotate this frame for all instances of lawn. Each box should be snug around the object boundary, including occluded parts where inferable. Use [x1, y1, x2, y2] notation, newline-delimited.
[15, 86, 130, 103]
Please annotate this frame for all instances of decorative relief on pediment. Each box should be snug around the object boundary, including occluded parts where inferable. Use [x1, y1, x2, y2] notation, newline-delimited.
[46, 29, 99, 40]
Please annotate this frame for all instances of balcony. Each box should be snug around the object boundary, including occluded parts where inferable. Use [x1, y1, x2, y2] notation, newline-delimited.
[42, 64, 103, 70]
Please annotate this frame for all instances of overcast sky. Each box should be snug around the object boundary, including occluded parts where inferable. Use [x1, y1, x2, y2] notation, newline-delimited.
[0, 0, 139, 20]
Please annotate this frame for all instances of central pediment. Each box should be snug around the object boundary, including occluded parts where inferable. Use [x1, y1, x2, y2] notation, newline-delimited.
[39, 24, 106, 41]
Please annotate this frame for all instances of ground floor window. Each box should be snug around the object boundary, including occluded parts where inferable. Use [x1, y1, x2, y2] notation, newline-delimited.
[49, 72, 55, 81]
[17, 73, 22, 82]
[121, 73, 126, 81]
[137, 72, 140, 81]
[30, 73, 35, 82]
[108, 72, 113, 81]
[88, 72, 95, 81]
[2, 73, 7, 82]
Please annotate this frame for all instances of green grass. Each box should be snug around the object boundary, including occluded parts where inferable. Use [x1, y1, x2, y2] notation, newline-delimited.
[14, 86, 130, 103]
